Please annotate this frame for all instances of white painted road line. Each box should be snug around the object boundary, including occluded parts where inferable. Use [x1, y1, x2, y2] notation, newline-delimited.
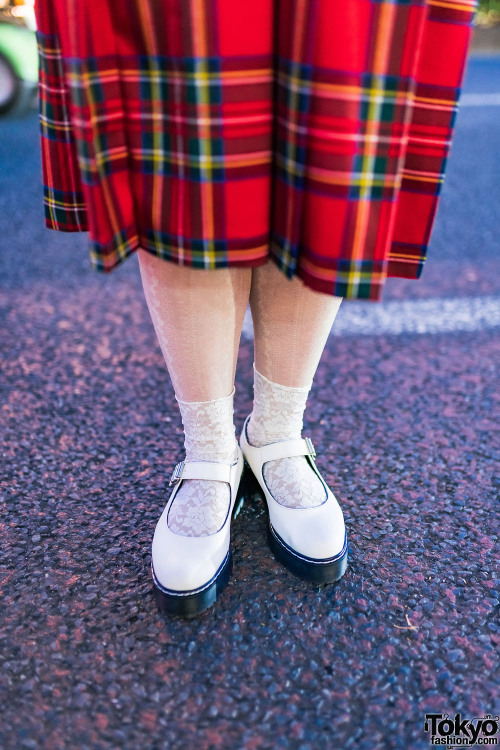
[241, 296, 500, 338]
[459, 93, 500, 106]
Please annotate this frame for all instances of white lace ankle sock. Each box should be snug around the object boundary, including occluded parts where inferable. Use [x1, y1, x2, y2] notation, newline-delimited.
[167, 389, 239, 536]
[246, 364, 327, 509]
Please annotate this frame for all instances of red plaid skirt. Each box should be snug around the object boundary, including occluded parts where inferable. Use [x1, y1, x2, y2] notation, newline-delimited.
[34, 0, 477, 300]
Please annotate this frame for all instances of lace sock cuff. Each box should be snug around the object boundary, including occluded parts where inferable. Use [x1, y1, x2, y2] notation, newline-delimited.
[175, 387, 238, 464]
[247, 364, 311, 447]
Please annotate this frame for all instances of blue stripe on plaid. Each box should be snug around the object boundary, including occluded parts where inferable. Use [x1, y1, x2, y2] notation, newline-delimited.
[352, 71, 414, 201]
[36, 30, 73, 144]
[89, 227, 267, 272]
[64, 55, 232, 184]
[269, 240, 387, 300]
[88, 225, 139, 271]
[275, 56, 313, 192]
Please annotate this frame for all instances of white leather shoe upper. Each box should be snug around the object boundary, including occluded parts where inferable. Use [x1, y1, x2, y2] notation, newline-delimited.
[239, 416, 346, 561]
[151, 446, 244, 592]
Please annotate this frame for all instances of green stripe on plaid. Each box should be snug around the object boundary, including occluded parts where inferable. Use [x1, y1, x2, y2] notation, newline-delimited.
[36, 30, 88, 230]
[64, 59, 114, 184]
[64, 56, 229, 183]
[90, 228, 250, 271]
[189, 57, 226, 183]
[33, 0, 477, 300]
[43, 186, 87, 230]
[36, 31, 73, 144]
[142, 229, 230, 267]
[353, 72, 412, 200]
[275, 57, 313, 191]
[88, 226, 140, 272]
[270, 242, 386, 300]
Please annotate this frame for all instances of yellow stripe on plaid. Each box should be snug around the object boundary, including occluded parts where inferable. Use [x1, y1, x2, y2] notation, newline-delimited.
[191, 0, 217, 269]
[311, 82, 410, 106]
[38, 115, 72, 132]
[279, 66, 411, 106]
[44, 195, 86, 209]
[278, 0, 310, 275]
[389, 250, 428, 261]
[135, 1, 165, 259]
[413, 94, 458, 108]
[66, 70, 118, 87]
[299, 254, 387, 284]
[72, 152, 134, 174]
[89, 231, 140, 269]
[276, 152, 402, 188]
[348, 1, 399, 299]
[428, 0, 477, 10]
[80, 8, 131, 264]
[129, 150, 272, 170]
[400, 172, 446, 184]
[38, 42, 58, 227]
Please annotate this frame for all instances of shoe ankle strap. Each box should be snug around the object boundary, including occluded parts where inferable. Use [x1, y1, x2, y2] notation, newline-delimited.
[169, 460, 234, 485]
[256, 437, 316, 462]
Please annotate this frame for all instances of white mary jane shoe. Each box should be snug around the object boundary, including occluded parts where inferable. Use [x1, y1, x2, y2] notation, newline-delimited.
[239, 415, 348, 584]
[151, 445, 244, 617]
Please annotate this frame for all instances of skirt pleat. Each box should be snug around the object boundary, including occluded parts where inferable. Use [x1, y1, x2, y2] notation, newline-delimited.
[34, 0, 477, 300]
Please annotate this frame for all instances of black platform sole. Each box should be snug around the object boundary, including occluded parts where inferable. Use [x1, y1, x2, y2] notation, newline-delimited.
[268, 524, 348, 584]
[152, 550, 233, 618]
[152, 462, 249, 618]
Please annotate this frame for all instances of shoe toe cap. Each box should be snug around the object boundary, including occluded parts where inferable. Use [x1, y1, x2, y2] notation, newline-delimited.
[288, 524, 345, 561]
[276, 498, 346, 561]
[153, 558, 213, 593]
[152, 522, 226, 593]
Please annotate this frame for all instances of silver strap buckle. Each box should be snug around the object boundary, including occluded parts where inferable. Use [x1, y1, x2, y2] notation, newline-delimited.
[169, 460, 185, 485]
[305, 437, 316, 458]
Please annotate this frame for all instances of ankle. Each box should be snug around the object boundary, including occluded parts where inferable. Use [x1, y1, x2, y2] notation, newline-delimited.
[176, 387, 238, 464]
[247, 364, 311, 447]
[185, 439, 239, 465]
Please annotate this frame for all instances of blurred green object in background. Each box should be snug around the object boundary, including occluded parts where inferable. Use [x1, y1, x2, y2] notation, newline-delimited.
[476, 0, 500, 26]
[0, 0, 37, 115]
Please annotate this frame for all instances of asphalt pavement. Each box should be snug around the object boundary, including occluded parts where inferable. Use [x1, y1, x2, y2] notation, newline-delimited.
[0, 54, 499, 749]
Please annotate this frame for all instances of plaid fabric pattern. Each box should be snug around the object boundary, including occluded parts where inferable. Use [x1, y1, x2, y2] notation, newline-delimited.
[34, 0, 477, 300]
